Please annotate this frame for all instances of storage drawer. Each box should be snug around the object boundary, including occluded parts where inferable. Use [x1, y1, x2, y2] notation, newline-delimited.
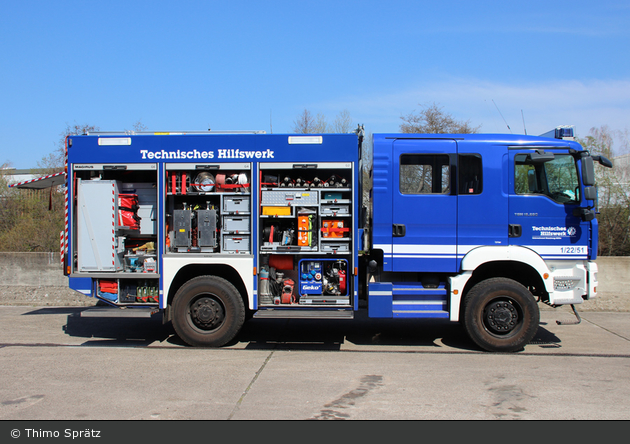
[320, 242, 350, 253]
[261, 190, 318, 206]
[320, 205, 350, 216]
[223, 196, 250, 213]
[223, 235, 250, 253]
[223, 216, 250, 233]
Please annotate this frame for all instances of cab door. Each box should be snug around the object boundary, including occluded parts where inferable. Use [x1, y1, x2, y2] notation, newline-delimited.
[392, 139, 458, 272]
[508, 148, 589, 260]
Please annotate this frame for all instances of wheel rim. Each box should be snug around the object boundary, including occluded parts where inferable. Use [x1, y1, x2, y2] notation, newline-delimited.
[187, 294, 225, 333]
[482, 297, 521, 336]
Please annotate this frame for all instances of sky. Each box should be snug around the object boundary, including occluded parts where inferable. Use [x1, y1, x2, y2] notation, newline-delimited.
[1, 0, 629, 170]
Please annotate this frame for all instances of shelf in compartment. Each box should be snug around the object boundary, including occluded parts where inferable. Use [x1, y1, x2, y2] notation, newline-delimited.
[321, 199, 351, 205]
[260, 215, 294, 219]
[118, 227, 142, 233]
[261, 187, 352, 191]
[260, 244, 315, 252]
[72, 272, 160, 278]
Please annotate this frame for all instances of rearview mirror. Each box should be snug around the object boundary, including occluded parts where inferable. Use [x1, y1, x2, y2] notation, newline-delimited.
[584, 186, 597, 201]
[593, 155, 613, 168]
[582, 157, 595, 186]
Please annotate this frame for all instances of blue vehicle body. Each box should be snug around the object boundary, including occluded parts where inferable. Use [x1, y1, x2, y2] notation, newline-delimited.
[369, 132, 601, 328]
[53, 128, 606, 352]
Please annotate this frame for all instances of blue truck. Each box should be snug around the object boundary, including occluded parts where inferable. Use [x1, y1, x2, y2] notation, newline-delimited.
[14, 126, 611, 351]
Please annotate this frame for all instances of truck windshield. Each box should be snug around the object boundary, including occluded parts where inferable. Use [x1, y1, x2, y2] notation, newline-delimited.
[514, 153, 580, 204]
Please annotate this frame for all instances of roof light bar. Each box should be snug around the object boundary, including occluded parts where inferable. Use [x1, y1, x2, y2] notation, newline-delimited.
[539, 125, 575, 141]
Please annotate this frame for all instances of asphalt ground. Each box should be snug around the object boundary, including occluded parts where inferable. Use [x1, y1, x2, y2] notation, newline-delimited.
[0, 305, 629, 428]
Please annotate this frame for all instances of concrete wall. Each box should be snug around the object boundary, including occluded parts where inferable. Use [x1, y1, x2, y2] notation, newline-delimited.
[0, 253, 628, 310]
[0, 252, 68, 287]
[582, 256, 630, 311]
[0, 253, 92, 306]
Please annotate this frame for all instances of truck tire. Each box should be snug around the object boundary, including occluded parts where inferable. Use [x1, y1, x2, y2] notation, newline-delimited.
[172, 276, 245, 347]
[463, 278, 539, 352]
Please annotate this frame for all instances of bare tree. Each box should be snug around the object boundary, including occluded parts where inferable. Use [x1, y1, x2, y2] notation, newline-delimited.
[400, 102, 481, 134]
[313, 113, 328, 133]
[38, 123, 100, 173]
[292, 109, 317, 133]
[293, 109, 354, 134]
[128, 119, 148, 133]
[332, 109, 353, 133]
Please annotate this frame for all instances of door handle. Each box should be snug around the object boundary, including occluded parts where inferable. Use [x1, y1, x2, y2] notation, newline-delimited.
[393, 224, 406, 237]
[509, 224, 522, 238]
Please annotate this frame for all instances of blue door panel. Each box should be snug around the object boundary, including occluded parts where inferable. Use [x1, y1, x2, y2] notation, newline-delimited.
[457, 145, 509, 265]
[393, 139, 458, 273]
[508, 149, 590, 260]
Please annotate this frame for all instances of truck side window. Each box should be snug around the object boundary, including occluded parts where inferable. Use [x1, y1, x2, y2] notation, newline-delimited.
[400, 154, 450, 194]
[458, 154, 482, 194]
[514, 153, 580, 203]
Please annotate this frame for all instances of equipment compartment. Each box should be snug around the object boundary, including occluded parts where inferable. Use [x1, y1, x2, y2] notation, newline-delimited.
[96, 278, 159, 305]
[257, 162, 354, 308]
[298, 259, 349, 304]
[165, 163, 252, 254]
[257, 257, 351, 306]
[72, 164, 158, 275]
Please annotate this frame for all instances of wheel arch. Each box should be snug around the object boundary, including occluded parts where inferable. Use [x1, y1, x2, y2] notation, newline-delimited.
[461, 246, 552, 294]
[450, 246, 553, 322]
[464, 260, 547, 301]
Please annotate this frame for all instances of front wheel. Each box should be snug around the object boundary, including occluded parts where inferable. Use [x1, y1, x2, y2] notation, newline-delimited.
[463, 278, 539, 352]
[172, 276, 245, 347]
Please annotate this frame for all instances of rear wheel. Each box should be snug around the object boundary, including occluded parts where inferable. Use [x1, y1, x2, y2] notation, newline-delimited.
[172, 276, 245, 347]
[463, 278, 539, 352]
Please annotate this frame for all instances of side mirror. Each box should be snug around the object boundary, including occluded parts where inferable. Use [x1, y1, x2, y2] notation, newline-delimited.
[592, 155, 613, 168]
[573, 207, 595, 222]
[584, 186, 597, 201]
[582, 157, 595, 186]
